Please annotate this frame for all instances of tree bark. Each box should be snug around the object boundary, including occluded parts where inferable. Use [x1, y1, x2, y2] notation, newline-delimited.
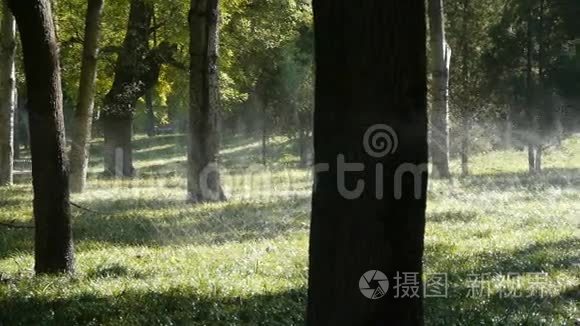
[307, 1, 428, 324]
[0, 3, 16, 186]
[101, 0, 151, 176]
[261, 103, 267, 166]
[428, 0, 451, 179]
[69, 0, 104, 193]
[459, 0, 471, 177]
[7, 0, 74, 274]
[103, 116, 134, 177]
[461, 114, 470, 176]
[525, 8, 541, 174]
[14, 91, 28, 160]
[145, 88, 156, 137]
[187, 0, 225, 203]
[101, 0, 172, 176]
[534, 0, 548, 174]
[295, 109, 308, 168]
[504, 105, 513, 149]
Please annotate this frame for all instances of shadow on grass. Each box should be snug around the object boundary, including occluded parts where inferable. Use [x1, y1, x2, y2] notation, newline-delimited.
[425, 237, 579, 277]
[0, 185, 310, 259]
[425, 291, 576, 325]
[423, 238, 579, 324]
[470, 238, 579, 275]
[0, 287, 307, 325]
[459, 168, 580, 190]
[70, 196, 310, 247]
[427, 210, 479, 223]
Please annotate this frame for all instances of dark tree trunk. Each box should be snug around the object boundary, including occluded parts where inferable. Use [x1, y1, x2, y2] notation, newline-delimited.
[428, 0, 451, 179]
[103, 116, 134, 177]
[534, 0, 548, 174]
[145, 88, 156, 137]
[0, 3, 16, 186]
[101, 0, 173, 176]
[8, 0, 74, 274]
[295, 109, 308, 168]
[525, 8, 541, 175]
[187, 0, 225, 202]
[261, 104, 267, 166]
[101, 0, 151, 176]
[461, 115, 470, 176]
[69, 0, 104, 193]
[504, 105, 513, 149]
[14, 91, 28, 160]
[13, 93, 19, 160]
[459, 0, 471, 177]
[307, 1, 428, 325]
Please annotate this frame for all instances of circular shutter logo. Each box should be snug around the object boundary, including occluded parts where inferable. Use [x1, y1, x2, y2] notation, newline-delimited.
[359, 270, 389, 299]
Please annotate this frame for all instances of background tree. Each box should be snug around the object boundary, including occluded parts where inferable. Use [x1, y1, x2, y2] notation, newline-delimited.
[307, 1, 428, 324]
[483, 0, 576, 174]
[7, 0, 74, 274]
[429, 0, 452, 178]
[100, 0, 177, 177]
[100, 0, 152, 177]
[0, 3, 16, 186]
[69, 0, 104, 193]
[187, 0, 225, 202]
[446, 0, 501, 176]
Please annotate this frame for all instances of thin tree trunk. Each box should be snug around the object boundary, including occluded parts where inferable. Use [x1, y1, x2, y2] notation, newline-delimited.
[428, 0, 451, 179]
[261, 104, 267, 166]
[0, 4, 16, 186]
[461, 114, 470, 176]
[525, 8, 539, 174]
[459, 0, 471, 177]
[69, 0, 104, 193]
[145, 88, 156, 137]
[14, 91, 28, 160]
[187, 0, 225, 202]
[554, 102, 563, 147]
[536, 145, 542, 172]
[8, 0, 74, 274]
[504, 105, 513, 149]
[307, 1, 428, 324]
[296, 110, 308, 168]
[535, 0, 547, 174]
[13, 91, 20, 160]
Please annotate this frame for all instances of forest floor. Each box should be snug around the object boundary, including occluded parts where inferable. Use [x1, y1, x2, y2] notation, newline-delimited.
[0, 133, 579, 325]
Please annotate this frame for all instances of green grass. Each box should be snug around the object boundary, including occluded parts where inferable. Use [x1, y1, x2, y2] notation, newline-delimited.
[1, 134, 579, 325]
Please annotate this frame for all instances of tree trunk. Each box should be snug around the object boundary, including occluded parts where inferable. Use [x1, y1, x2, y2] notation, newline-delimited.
[534, 0, 548, 174]
[261, 105, 267, 166]
[461, 115, 470, 176]
[69, 0, 104, 193]
[101, 0, 170, 177]
[504, 105, 513, 149]
[187, 0, 225, 203]
[14, 91, 28, 160]
[13, 92, 20, 160]
[525, 8, 540, 175]
[8, 0, 74, 274]
[103, 116, 134, 177]
[428, 0, 451, 179]
[145, 88, 156, 137]
[307, 1, 428, 324]
[296, 110, 308, 168]
[0, 4, 16, 186]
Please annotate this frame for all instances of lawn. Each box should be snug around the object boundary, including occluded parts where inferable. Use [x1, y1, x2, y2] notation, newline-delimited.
[0, 134, 578, 325]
